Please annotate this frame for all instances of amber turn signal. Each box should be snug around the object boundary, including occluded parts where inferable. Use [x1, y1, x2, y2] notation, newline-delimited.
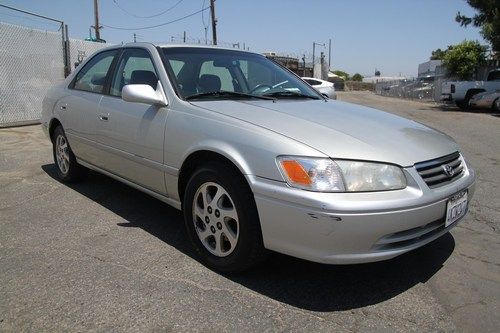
[279, 160, 312, 185]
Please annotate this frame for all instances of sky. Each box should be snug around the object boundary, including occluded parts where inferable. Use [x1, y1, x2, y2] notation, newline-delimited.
[0, 0, 486, 77]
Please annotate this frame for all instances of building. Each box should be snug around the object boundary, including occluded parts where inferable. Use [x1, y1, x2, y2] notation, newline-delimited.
[418, 60, 442, 78]
[264, 54, 313, 77]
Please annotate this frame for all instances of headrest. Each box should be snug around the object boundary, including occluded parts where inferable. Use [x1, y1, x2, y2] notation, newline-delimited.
[198, 74, 221, 93]
[91, 72, 107, 85]
[130, 70, 158, 89]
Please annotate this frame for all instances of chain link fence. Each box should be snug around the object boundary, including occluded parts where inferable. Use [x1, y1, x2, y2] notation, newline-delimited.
[0, 22, 65, 126]
[68, 38, 108, 72]
[375, 78, 441, 102]
[0, 20, 109, 127]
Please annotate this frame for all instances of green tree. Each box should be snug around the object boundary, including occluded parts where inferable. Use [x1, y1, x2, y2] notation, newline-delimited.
[443, 40, 487, 80]
[456, 0, 500, 54]
[430, 46, 452, 60]
[332, 70, 349, 80]
[351, 73, 363, 81]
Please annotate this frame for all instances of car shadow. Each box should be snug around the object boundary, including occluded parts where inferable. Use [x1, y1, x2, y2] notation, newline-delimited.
[42, 163, 455, 312]
[424, 104, 500, 116]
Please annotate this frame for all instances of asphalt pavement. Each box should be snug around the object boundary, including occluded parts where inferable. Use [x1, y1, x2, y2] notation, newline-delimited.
[0, 91, 498, 332]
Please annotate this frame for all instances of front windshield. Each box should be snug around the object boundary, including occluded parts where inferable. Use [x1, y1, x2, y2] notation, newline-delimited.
[161, 47, 321, 100]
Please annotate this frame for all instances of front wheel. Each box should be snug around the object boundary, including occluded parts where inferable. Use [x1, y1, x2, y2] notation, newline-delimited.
[493, 98, 500, 111]
[183, 162, 266, 272]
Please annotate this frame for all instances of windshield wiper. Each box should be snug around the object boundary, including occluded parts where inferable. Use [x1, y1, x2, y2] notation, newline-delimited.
[262, 91, 320, 99]
[185, 91, 275, 101]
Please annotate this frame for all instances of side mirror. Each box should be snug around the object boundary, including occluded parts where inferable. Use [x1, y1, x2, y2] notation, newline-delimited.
[122, 83, 166, 106]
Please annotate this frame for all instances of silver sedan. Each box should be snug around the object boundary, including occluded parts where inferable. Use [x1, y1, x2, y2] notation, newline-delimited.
[469, 90, 500, 110]
[41, 43, 475, 272]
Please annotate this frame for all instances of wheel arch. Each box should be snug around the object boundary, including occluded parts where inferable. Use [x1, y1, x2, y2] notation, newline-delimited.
[177, 146, 252, 206]
[48, 118, 63, 142]
[464, 88, 486, 100]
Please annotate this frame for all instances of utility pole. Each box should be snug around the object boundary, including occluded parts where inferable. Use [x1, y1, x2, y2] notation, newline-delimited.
[210, 0, 217, 45]
[312, 42, 315, 76]
[312, 41, 325, 78]
[133, 33, 136, 42]
[93, 0, 101, 41]
[320, 52, 325, 80]
[183, 31, 186, 43]
[328, 38, 332, 69]
[302, 54, 306, 76]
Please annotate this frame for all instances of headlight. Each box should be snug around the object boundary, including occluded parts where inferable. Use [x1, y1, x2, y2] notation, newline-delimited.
[277, 156, 406, 192]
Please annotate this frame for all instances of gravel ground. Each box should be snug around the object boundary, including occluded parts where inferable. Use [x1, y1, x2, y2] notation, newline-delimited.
[0, 91, 498, 332]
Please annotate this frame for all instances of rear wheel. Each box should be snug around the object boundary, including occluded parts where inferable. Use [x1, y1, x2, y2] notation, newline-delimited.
[459, 90, 485, 110]
[183, 162, 266, 272]
[52, 126, 86, 182]
[456, 100, 467, 110]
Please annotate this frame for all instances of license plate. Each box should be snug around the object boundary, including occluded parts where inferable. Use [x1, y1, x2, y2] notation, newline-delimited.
[445, 191, 468, 227]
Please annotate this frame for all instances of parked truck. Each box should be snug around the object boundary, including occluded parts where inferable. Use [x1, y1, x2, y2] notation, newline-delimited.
[441, 69, 500, 109]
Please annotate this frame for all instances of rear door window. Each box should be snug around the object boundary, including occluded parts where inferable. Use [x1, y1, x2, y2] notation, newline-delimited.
[72, 50, 117, 94]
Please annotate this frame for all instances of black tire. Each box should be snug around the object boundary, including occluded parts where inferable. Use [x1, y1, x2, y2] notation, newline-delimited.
[52, 125, 86, 182]
[456, 100, 468, 110]
[493, 98, 500, 111]
[459, 90, 485, 110]
[183, 161, 266, 272]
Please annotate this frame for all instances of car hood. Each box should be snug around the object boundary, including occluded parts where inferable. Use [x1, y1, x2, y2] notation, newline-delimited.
[189, 99, 459, 167]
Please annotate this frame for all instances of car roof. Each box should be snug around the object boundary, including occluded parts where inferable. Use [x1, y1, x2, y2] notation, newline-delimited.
[101, 42, 262, 56]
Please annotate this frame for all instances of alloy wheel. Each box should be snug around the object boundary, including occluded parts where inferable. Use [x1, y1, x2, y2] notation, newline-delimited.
[55, 134, 70, 175]
[192, 182, 239, 257]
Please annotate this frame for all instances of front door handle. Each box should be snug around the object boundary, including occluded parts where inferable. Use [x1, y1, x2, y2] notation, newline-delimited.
[98, 115, 109, 122]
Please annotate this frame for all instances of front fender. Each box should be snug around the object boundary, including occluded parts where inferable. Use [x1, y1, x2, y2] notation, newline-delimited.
[163, 107, 325, 200]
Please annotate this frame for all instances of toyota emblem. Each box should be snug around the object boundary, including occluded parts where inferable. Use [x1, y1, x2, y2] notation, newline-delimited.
[442, 164, 455, 177]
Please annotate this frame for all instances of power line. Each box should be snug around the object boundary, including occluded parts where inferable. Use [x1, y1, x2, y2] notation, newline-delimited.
[112, 0, 184, 19]
[103, 7, 209, 31]
[0, 3, 63, 24]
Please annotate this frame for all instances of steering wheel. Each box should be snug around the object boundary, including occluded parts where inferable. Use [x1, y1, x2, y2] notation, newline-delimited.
[249, 84, 272, 94]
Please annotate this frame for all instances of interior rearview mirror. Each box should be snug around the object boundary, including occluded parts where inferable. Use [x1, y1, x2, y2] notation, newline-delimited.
[122, 83, 166, 106]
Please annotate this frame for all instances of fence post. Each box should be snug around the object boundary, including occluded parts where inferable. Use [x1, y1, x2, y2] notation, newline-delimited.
[62, 24, 71, 77]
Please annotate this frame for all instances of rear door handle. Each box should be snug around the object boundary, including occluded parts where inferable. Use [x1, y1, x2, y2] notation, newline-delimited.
[60, 105, 67, 110]
[98, 115, 109, 121]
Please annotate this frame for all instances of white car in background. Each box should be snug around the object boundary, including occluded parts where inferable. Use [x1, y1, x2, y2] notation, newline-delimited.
[302, 77, 337, 99]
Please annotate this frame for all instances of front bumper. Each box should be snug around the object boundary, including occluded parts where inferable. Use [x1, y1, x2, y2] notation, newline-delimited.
[247, 162, 476, 264]
[469, 99, 493, 108]
[440, 93, 452, 102]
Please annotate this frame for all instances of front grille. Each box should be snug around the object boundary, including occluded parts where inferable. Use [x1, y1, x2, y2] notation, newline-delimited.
[414, 152, 464, 188]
